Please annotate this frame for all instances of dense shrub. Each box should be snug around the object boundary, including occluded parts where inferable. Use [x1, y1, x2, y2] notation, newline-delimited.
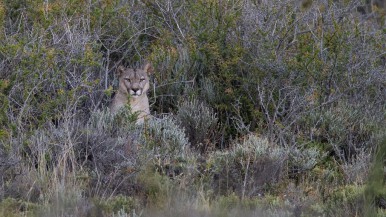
[176, 98, 218, 152]
[205, 135, 287, 197]
[324, 185, 366, 216]
[0, 0, 385, 216]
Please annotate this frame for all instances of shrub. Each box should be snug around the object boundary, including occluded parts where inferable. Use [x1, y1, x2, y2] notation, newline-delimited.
[142, 116, 188, 158]
[139, 115, 196, 182]
[342, 150, 372, 184]
[0, 197, 39, 217]
[137, 168, 173, 209]
[324, 185, 366, 217]
[0, 0, 384, 216]
[239, 0, 386, 148]
[206, 135, 287, 197]
[94, 195, 138, 216]
[84, 107, 140, 196]
[176, 98, 218, 152]
[288, 146, 327, 178]
[364, 136, 386, 216]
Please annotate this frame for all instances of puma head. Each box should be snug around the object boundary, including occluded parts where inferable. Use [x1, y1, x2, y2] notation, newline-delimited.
[116, 63, 153, 98]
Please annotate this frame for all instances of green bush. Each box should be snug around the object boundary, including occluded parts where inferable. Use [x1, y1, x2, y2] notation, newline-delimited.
[364, 136, 386, 216]
[94, 195, 138, 216]
[0, 198, 39, 217]
[324, 185, 366, 216]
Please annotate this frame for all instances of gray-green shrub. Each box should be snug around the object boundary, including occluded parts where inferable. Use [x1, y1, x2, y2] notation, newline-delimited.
[176, 98, 218, 152]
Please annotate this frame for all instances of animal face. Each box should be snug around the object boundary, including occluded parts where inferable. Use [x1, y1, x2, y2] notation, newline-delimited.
[117, 64, 152, 98]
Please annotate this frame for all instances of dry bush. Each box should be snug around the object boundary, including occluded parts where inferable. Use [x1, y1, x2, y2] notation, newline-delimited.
[341, 149, 372, 184]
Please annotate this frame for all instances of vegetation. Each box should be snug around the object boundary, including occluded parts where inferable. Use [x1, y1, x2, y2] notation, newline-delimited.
[0, 0, 385, 216]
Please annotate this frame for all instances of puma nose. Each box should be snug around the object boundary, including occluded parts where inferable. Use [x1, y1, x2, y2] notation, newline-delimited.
[132, 88, 139, 92]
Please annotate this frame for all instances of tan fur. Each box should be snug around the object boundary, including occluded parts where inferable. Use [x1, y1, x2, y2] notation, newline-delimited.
[110, 63, 153, 124]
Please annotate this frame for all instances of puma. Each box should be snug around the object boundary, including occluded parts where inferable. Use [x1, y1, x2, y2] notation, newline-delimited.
[110, 63, 153, 124]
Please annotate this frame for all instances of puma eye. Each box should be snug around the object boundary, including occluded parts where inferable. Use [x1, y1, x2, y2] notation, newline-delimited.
[140, 77, 145, 82]
[125, 78, 131, 82]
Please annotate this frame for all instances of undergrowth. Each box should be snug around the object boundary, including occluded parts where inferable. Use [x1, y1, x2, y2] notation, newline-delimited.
[0, 0, 385, 216]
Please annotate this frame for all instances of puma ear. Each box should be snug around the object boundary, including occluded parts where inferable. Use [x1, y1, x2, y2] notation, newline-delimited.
[117, 65, 125, 76]
[143, 62, 153, 75]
